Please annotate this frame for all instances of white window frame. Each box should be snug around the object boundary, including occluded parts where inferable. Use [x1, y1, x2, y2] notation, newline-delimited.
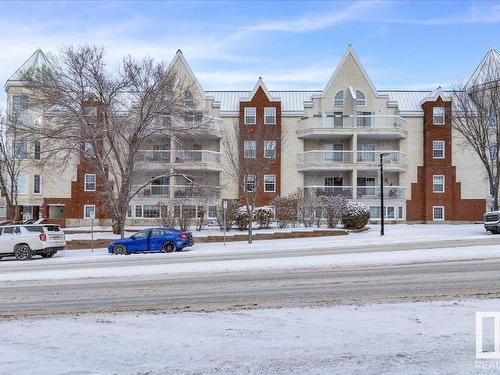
[244, 107, 256, 125]
[33, 140, 41, 161]
[208, 205, 218, 219]
[432, 175, 445, 193]
[355, 90, 366, 106]
[12, 140, 28, 160]
[264, 107, 276, 124]
[433, 206, 445, 221]
[135, 204, 143, 218]
[16, 173, 28, 195]
[264, 140, 276, 158]
[33, 174, 41, 194]
[245, 175, 256, 192]
[244, 140, 256, 158]
[433, 107, 445, 125]
[84, 204, 96, 219]
[334, 90, 344, 107]
[84, 174, 96, 192]
[433, 140, 445, 159]
[264, 175, 276, 192]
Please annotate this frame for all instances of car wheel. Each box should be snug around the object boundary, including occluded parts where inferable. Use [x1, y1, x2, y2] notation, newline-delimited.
[113, 245, 127, 255]
[14, 244, 32, 261]
[162, 242, 176, 254]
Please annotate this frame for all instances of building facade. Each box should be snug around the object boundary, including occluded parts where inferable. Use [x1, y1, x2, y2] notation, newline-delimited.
[3, 46, 498, 226]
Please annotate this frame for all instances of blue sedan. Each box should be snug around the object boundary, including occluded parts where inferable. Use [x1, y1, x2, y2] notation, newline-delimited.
[108, 228, 194, 255]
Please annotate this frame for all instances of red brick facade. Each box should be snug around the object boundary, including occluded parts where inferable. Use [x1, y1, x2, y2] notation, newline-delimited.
[239, 85, 281, 206]
[43, 153, 109, 227]
[406, 96, 485, 222]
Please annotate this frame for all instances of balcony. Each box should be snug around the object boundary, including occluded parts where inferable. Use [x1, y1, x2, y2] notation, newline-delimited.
[303, 185, 353, 199]
[356, 151, 406, 170]
[357, 186, 406, 199]
[133, 184, 221, 200]
[137, 149, 222, 171]
[297, 114, 406, 139]
[297, 150, 354, 171]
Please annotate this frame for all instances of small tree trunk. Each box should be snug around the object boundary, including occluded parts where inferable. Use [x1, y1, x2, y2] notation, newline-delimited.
[112, 215, 126, 237]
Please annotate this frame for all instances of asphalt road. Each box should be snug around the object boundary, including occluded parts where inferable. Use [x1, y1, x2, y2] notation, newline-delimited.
[1, 237, 500, 318]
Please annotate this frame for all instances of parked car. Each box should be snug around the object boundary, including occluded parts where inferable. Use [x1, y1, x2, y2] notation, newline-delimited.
[484, 211, 500, 234]
[108, 228, 194, 255]
[0, 224, 66, 261]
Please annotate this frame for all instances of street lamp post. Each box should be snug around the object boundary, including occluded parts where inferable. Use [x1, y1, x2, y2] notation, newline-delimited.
[380, 152, 390, 236]
[222, 199, 228, 246]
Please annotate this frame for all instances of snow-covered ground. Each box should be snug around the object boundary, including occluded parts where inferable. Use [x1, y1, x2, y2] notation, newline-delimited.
[1, 299, 498, 375]
[64, 223, 490, 241]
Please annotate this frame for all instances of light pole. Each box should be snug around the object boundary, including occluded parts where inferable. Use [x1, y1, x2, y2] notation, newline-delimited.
[380, 152, 390, 236]
[222, 199, 228, 246]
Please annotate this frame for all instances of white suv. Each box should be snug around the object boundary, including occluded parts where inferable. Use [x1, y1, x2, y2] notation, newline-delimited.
[0, 224, 66, 261]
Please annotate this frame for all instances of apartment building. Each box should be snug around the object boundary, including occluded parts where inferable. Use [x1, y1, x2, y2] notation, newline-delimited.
[3, 45, 497, 226]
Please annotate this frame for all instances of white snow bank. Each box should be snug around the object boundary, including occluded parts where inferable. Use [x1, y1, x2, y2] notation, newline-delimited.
[2, 245, 500, 282]
[0, 299, 496, 374]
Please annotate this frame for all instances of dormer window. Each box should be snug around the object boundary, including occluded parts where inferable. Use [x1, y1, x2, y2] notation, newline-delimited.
[244, 107, 256, 124]
[184, 91, 194, 106]
[334, 90, 344, 107]
[355, 90, 366, 106]
[433, 107, 445, 125]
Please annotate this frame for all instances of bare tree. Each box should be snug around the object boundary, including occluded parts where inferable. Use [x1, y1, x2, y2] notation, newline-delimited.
[223, 119, 284, 243]
[451, 55, 500, 210]
[20, 46, 211, 236]
[0, 112, 24, 221]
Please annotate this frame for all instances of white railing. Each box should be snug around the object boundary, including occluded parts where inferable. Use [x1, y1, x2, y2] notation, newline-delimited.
[356, 115, 405, 130]
[303, 186, 353, 199]
[356, 150, 406, 165]
[137, 150, 221, 165]
[298, 114, 405, 132]
[133, 184, 221, 199]
[298, 150, 354, 164]
[357, 186, 406, 199]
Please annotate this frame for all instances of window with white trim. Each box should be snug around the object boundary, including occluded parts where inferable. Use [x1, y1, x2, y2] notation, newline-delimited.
[244, 107, 256, 124]
[433, 140, 445, 159]
[135, 205, 143, 218]
[334, 90, 344, 106]
[127, 206, 132, 218]
[245, 175, 256, 192]
[355, 90, 366, 106]
[33, 175, 41, 194]
[84, 204, 95, 219]
[398, 206, 403, 219]
[84, 174, 96, 191]
[432, 175, 445, 193]
[12, 140, 28, 160]
[17, 173, 28, 195]
[264, 107, 276, 124]
[433, 107, 445, 125]
[244, 140, 256, 158]
[264, 175, 276, 192]
[264, 140, 276, 158]
[34, 140, 41, 160]
[184, 91, 194, 106]
[433, 206, 444, 221]
[12, 95, 28, 125]
[84, 142, 95, 158]
[143, 204, 160, 218]
[208, 205, 217, 219]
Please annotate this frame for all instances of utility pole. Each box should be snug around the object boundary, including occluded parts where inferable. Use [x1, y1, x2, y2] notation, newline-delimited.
[223, 199, 227, 246]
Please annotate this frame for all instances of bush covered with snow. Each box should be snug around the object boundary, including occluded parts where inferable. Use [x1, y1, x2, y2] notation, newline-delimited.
[272, 195, 298, 228]
[236, 208, 250, 231]
[255, 207, 273, 229]
[341, 202, 370, 229]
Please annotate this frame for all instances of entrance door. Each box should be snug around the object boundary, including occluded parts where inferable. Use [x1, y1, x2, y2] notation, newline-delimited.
[357, 144, 375, 162]
[324, 144, 344, 162]
[357, 177, 376, 197]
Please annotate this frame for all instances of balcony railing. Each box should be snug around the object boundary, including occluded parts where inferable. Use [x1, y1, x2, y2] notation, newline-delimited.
[133, 184, 221, 199]
[137, 150, 221, 165]
[298, 150, 354, 164]
[298, 114, 406, 133]
[303, 186, 353, 199]
[357, 186, 406, 199]
[356, 150, 406, 165]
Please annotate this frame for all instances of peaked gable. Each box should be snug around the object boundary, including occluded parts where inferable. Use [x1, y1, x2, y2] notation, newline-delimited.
[6, 48, 49, 88]
[322, 45, 378, 97]
[167, 49, 206, 99]
[466, 48, 500, 90]
[240, 77, 280, 102]
[419, 86, 451, 106]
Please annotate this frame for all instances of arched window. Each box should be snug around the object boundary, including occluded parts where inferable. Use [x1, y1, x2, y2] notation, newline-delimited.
[184, 91, 194, 106]
[334, 90, 344, 106]
[356, 90, 366, 106]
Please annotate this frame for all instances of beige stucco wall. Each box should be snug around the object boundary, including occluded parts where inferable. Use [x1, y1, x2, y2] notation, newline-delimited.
[280, 116, 303, 196]
[400, 116, 423, 200]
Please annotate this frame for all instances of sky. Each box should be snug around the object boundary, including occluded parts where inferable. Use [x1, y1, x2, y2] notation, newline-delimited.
[0, 0, 499, 105]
